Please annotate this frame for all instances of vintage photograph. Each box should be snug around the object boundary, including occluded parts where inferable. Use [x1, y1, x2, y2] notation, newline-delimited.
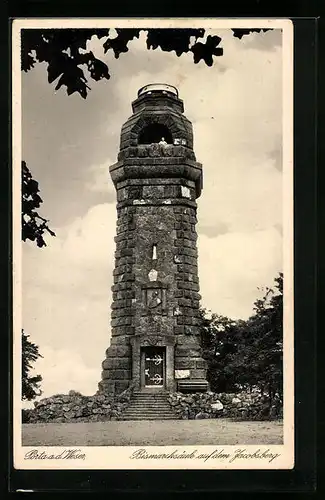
[13, 18, 294, 469]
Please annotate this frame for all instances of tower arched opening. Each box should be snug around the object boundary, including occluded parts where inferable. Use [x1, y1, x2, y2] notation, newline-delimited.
[138, 123, 173, 145]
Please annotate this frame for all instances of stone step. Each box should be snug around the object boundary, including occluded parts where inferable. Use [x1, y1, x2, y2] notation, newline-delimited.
[132, 394, 169, 399]
[124, 406, 175, 411]
[123, 416, 176, 420]
[132, 394, 168, 397]
[127, 402, 170, 406]
[132, 394, 168, 398]
[130, 400, 169, 404]
[127, 408, 171, 412]
[129, 399, 170, 404]
[123, 411, 176, 418]
[120, 417, 177, 421]
[130, 402, 169, 406]
[127, 408, 172, 412]
[126, 411, 173, 414]
[127, 402, 171, 406]
[124, 408, 175, 412]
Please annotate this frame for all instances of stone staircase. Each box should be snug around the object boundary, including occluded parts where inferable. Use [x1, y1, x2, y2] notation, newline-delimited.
[120, 389, 178, 420]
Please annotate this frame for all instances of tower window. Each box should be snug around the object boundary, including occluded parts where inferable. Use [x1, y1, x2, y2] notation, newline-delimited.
[152, 244, 157, 260]
[138, 123, 173, 145]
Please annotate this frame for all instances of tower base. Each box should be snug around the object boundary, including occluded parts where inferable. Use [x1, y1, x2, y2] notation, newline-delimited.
[99, 333, 208, 396]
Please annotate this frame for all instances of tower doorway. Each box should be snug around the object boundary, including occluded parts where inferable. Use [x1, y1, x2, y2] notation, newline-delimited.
[142, 346, 165, 388]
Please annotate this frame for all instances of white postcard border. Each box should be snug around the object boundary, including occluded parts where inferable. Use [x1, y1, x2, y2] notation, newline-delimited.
[12, 17, 294, 470]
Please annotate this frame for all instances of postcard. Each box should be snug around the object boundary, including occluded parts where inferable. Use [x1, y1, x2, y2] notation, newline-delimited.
[12, 17, 294, 470]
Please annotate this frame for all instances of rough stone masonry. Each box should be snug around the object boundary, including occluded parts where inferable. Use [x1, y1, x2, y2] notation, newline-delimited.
[98, 83, 208, 395]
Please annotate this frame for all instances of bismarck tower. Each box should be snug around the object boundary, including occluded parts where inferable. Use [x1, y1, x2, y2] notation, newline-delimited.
[99, 83, 208, 396]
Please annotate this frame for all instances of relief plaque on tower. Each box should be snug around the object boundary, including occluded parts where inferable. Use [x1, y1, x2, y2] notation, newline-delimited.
[141, 284, 167, 315]
[146, 288, 162, 309]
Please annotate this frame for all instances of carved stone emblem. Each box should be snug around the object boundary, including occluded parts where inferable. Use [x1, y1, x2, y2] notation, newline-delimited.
[147, 288, 162, 309]
[142, 335, 163, 346]
[142, 285, 167, 315]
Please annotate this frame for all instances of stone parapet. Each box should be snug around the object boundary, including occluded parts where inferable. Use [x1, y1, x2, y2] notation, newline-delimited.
[110, 158, 203, 198]
[118, 144, 196, 161]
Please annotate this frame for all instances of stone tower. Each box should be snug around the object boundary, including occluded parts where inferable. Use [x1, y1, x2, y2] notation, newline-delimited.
[99, 83, 208, 395]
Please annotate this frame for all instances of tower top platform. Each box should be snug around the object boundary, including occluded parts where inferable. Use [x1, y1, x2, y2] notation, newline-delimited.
[138, 83, 179, 98]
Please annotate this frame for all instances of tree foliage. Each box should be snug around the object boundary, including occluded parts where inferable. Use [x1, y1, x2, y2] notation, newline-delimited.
[22, 160, 56, 248]
[22, 330, 43, 401]
[21, 163, 55, 401]
[21, 27, 271, 99]
[200, 273, 283, 401]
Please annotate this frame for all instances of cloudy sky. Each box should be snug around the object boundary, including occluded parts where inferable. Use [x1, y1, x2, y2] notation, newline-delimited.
[21, 27, 283, 399]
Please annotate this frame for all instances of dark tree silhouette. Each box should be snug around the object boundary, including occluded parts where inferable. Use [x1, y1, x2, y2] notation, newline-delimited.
[22, 161, 56, 248]
[21, 163, 56, 401]
[247, 272, 283, 400]
[22, 330, 43, 401]
[21, 27, 271, 99]
[200, 273, 283, 401]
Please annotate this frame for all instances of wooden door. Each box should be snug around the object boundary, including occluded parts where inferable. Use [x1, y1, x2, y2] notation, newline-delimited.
[144, 347, 164, 387]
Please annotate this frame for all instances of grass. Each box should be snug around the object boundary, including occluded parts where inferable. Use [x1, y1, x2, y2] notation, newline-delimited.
[22, 418, 283, 446]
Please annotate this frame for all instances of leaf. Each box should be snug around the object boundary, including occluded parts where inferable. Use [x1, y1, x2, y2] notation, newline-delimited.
[47, 59, 65, 84]
[103, 29, 141, 57]
[21, 53, 36, 72]
[21, 162, 56, 247]
[191, 35, 223, 67]
[54, 62, 90, 98]
[146, 28, 205, 56]
[231, 28, 272, 40]
[87, 55, 110, 81]
[55, 73, 67, 92]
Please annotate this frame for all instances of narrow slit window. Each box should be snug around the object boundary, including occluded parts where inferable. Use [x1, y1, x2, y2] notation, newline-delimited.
[152, 244, 157, 260]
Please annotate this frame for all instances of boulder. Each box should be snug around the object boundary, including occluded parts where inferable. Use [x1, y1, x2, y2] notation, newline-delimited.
[195, 412, 209, 419]
[211, 400, 223, 411]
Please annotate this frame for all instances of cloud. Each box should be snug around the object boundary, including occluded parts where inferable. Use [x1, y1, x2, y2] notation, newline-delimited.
[268, 145, 283, 172]
[240, 29, 283, 52]
[86, 159, 117, 199]
[22, 204, 116, 380]
[198, 227, 283, 319]
[198, 220, 229, 239]
[32, 345, 100, 399]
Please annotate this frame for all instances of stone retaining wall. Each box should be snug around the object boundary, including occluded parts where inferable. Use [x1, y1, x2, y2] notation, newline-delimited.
[22, 387, 134, 424]
[23, 388, 282, 424]
[167, 390, 283, 421]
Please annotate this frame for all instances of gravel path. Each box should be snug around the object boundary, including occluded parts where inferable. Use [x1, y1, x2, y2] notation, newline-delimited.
[22, 419, 283, 446]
